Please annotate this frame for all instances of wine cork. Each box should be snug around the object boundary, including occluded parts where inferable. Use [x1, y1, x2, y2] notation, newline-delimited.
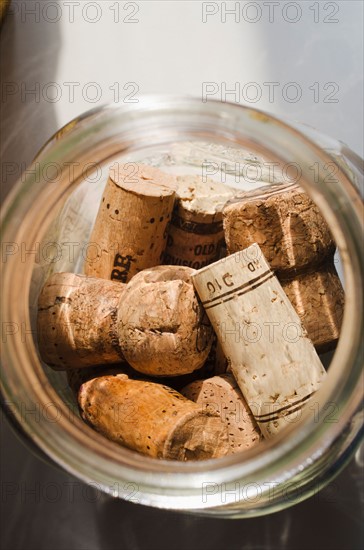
[192, 244, 327, 438]
[281, 261, 345, 352]
[38, 266, 214, 375]
[164, 175, 237, 270]
[78, 375, 231, 460]
[223, 183, 335, 272]
[181, 374, 262, 453]
[117, 266, 214, 376]
[37, 273, 125, 370]
[85, 164, 177, 282]
[223, 183, 344, 349]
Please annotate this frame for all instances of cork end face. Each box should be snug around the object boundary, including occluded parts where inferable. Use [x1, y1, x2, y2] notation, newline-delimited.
[175, 175, 238, 218]
[164, 412, 230, 461]
[181, 374, 262, 453]
[109, 163, 177, 197]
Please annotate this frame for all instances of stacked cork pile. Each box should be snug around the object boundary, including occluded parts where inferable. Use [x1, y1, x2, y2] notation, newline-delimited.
[37, 163, 344, 460]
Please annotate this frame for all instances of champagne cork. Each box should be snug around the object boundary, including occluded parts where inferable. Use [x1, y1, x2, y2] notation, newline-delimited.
[37, 273, 125, 370]
[192, 244, 327, 438]
[38, 266, 214, 375]
[164, 175, 237, 270]
[181, 374, 262, 453]
[223, 183, 344, 350]
[85, 164, 177, 282]
[117, 266, 214, 376]
[78, 375, 231, 460]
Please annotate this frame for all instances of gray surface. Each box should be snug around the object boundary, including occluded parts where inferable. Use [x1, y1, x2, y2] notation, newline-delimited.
[1, 418, 363, 550]
[1, 1, 363, 549]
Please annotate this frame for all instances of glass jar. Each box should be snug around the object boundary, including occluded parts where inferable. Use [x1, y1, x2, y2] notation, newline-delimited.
[1, 97, 363, 517]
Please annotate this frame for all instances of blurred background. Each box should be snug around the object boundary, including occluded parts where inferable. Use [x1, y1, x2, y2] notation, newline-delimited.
[1, 1, 363, 549]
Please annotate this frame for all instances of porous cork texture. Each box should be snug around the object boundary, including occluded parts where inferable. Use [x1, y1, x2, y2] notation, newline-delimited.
[281, 261, 345, 352]
[164, 175, 237, 270]
[37, 272, 125, 369]
[181, 374, 262, 452]
[223, 183, 344, 350]
[117, 265, 214, 376]
[223, 182, 335, 273]
[78, 375, 230, 460]
[85, 164, 177, 282]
